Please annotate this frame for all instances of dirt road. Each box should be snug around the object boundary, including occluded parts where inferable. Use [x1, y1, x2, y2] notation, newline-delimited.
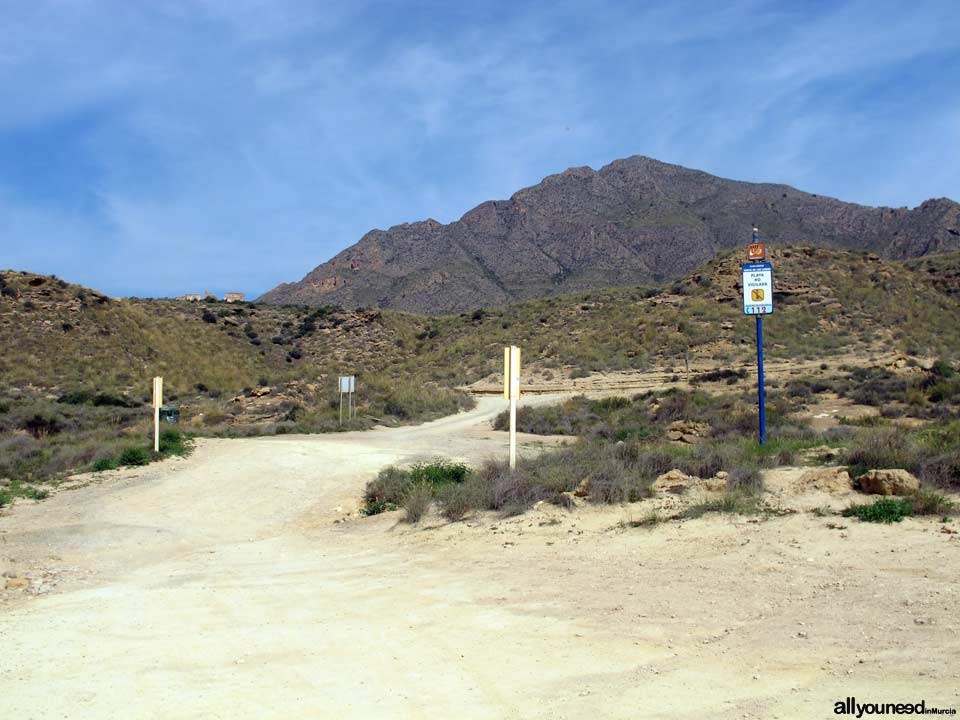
[1, 396, 958, 719]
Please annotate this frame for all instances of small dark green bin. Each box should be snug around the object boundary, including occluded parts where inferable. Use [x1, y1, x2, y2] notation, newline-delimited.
[160, 405, 180, 424]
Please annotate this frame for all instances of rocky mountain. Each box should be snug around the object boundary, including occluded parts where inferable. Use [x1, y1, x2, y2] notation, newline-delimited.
[259, 156, 960, 314]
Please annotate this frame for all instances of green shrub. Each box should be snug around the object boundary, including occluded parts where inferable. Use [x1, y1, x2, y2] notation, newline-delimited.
[410, 461, 469, 486]
[931, 359, 956, 379]
[158, 428, 191, 457]
[360, 498, 398, 516]
[843, 497, 911, 523]
[92, 457, 118, 472]
[362, 461, 471, 517]
[119, 446, 151, 467]
[590, 397, 631, 413]
[0, 488, 10, 507]
[21, 485, 49, 501]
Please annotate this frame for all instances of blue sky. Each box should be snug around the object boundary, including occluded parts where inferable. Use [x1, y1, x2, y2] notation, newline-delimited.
[1, 0, 958, 298]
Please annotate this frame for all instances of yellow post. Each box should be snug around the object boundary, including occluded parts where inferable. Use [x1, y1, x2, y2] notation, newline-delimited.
[504, 346, 521, 469]
[152, 376, 163, 453]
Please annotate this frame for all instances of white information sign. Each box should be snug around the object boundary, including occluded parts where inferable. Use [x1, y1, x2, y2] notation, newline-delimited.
[742, 262, 774, 315]
[339, 375, 355, 393]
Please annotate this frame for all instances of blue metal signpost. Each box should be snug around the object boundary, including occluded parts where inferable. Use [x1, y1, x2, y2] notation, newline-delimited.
[756, 315, 766, 445]
[742, 229, 772, 445]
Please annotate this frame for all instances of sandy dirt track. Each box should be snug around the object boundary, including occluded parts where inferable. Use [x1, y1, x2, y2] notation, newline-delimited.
[1, 396, 959, 719]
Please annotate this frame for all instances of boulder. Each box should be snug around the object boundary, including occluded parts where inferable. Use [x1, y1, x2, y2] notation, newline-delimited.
[653, 469, 695, 494]
[796, 467, 853, 494]
[666, 420, 710, 444]
[859, 469, 920, 496]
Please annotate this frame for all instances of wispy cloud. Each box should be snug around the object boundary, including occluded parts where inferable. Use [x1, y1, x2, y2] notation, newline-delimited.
[1, 0, 958, 297]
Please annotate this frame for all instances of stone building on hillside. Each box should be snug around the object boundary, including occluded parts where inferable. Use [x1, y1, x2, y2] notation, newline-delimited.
[225, 292, 245, 303]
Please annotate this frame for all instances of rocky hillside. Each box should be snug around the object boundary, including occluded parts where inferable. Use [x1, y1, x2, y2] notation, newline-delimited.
[259, 156, 960, 314]
[399, 246, 960, 387]
[3, 246, 959, 484]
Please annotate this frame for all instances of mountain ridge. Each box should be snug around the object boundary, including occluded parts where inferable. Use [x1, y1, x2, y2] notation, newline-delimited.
[259, 155, 960, 314]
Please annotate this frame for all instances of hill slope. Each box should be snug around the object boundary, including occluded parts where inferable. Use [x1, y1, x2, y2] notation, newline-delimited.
[2, 247, 959, 484]
[259, 156, 960, 314]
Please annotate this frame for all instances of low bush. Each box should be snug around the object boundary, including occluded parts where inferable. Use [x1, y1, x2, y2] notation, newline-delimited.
[909, 489, 956, 516]
[842, 491, 955, 523]
[679, 492, 762, 519]
[362, 461, 473, 517]
[362, 466, 412, 514]
[437, 477, 493, 521]
[20, 485, 49, 501]
[92, 456, 118, 472]
[402, 483, 433, 523]
[410, 461, 469, 486]
[843, 497, 911, 523]
[727, 466, 763, 494]
[0, 488, 10, 507]
[844, 428, 919, 476]
[158, 428, 191, 457]
[919, 450, 960, 490]
[119, 446, 151, 467]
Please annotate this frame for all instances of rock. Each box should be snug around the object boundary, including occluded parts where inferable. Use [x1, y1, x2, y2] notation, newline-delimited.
[653, 469, 695, 494]
[715, 471, 729, 480]
[250, 387, 272, 398]
[573, 477, 591, 498]
[4, 577, 30, 591]
[859, 469, 920, 496]
[702, 478, 727, 492]
[0, 477, 10, 487]
[666, 420, 709, 443]
[796, 467, 853, 494]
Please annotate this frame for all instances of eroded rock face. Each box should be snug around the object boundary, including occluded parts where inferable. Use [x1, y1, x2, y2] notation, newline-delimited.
[859, 469, 920, 496]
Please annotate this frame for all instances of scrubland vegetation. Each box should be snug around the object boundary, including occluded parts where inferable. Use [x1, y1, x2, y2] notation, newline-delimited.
[1, 245, 959, 497]
[362, 361, 960, 524]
